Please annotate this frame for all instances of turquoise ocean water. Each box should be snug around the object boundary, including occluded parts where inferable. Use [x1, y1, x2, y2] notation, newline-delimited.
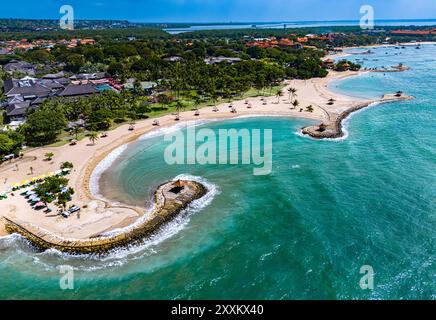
[0, 44, 434, 300]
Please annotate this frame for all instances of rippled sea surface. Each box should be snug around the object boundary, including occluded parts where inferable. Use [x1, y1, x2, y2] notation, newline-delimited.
[0, 45, 435, 299]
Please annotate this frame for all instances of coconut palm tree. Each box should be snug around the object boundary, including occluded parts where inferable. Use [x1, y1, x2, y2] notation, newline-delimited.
[288, 87, 298, 103]
[88, 132, 99, 145]
[175, 101, 185, 114]
[276, 89, 284, 104]
[306, 105, 314, 112]
[71, 126, 83, 140]
[193, 95, 201, 112]
[292, 99, 300, 109]
[44, 152, 54, 161]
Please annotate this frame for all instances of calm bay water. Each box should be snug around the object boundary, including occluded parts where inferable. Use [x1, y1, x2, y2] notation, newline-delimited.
[164, 19, 436, 34]
[0, 45, 434, 300]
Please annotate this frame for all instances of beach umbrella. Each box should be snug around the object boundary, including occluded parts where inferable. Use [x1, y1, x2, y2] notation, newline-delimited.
[26, 190, 36, 196]
[34, 202, 45, 208]
[62, 168, 71, 172]
[55, 170, 63, 175]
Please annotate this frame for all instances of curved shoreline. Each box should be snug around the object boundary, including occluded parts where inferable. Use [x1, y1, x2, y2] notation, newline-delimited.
[2, 180, 207, 254]
[301, 94, 413, 139]
[0, 67, 404, 240]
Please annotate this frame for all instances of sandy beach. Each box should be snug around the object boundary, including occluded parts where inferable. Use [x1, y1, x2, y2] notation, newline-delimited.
[0, 69, 389, 238]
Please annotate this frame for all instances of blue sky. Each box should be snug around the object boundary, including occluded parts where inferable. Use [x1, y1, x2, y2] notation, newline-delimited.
[1, 0, 436, 22]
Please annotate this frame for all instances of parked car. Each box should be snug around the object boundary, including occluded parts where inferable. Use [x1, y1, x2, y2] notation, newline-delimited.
[69, 205, 81, 214]
[61, 211, 71, 218]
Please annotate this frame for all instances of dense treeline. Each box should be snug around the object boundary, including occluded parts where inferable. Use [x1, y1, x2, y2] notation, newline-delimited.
[179, 25, 436, 46]
[6, 37, 329, 147]
[6, 23, 433, 153]
[4, 36, 328, 84]
[0, 28, 170, 41]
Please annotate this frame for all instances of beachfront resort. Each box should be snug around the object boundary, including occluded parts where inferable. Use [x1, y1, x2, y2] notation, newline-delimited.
[0, 10, 435, 301]
[0, 21, 432, 244]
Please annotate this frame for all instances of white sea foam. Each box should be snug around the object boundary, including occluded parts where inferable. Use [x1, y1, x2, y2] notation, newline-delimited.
[28, 174, 220, 271]
[0, 233, 25, 246]
[89, 144, 128, 199]
[334, 101, 381, 141]
[138, 119, 217, 141]
[295, 101, 382, 142]
[100, 174, 219, 238]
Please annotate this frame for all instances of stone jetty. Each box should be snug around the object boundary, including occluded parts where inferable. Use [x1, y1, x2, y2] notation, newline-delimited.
[3, 179, 207, 254]
[302, 93, 413, 139]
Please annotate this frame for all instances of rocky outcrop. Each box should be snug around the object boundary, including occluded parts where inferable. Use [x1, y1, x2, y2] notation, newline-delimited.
[3, 180, 207, 254]
[302, 94, 413, 139]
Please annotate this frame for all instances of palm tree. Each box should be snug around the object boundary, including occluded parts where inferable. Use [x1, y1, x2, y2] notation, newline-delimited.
[193, 95, 201, 111]
[71, 126, 83, 140]
[276, 89, 284, 104]
[128, 112, 137, 126]
[306, 105, 314, 113]
[88, 132, 99, 145]
[174, 101, 185, 114]
[44, 152, 54, 161]
[288, 87, 298, 103]
[292, 99, 300, 109]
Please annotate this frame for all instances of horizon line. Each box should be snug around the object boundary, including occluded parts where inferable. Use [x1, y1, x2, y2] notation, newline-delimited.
[1, 17, 436, 24]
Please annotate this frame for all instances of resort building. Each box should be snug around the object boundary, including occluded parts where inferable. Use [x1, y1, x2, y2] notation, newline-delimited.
[58, 83, 99, 98]
[1, 74, 118, 124]
[390, 28, 436, 36]
[204, 56, 243, 65]
[3, 60, 36, 76]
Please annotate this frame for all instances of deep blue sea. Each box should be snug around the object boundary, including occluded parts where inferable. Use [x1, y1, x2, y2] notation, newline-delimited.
[0, 44, 434, 300]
